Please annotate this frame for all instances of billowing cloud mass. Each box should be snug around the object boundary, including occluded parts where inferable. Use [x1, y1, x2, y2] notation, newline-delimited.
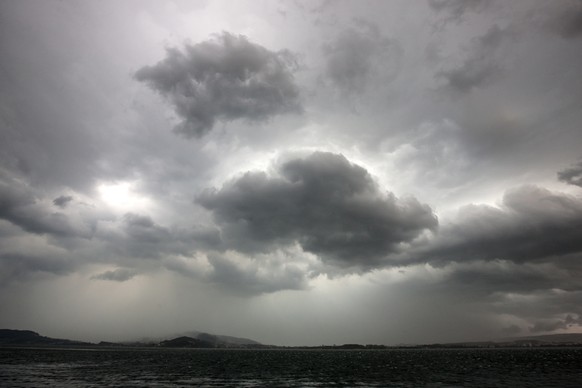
[135, 32, 302, 137]
[423, 185, 582, 265]
[198, 152, 437, 269]
[1, 0, 582, 346]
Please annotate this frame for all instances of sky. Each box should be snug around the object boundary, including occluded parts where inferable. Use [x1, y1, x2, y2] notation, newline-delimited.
[1, 0, 582, 346]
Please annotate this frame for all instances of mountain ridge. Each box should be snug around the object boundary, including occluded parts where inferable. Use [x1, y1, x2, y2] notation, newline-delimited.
[0, 329, 263, 348]
[2, 329, 582, 348]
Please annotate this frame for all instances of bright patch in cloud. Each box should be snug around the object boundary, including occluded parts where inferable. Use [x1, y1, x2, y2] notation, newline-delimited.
[97, 181, 152, 212]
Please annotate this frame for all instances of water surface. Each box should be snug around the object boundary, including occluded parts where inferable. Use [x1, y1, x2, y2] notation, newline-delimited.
[1, 347, 581, 387]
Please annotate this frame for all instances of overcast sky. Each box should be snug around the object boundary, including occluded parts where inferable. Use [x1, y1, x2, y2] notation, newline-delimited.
[1, 0, 582, 345]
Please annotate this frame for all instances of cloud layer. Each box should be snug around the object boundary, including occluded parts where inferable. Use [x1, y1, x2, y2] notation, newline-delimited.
[424, 185, 582, 265]
[2, 0, 582, 345]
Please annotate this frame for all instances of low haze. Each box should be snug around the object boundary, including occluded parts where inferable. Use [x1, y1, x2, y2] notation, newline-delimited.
[1, 0, 582, 346]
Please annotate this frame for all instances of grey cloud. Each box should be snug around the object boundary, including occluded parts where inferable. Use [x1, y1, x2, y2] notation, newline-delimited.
[0, 252, 74, 285]
[322, 24, 401, 94]
[423, 185, 582, 265]
[440, 261, 575, 296]
[198, 152, 437, 269]
[428, 0, 489, 23]
[437, 25, 508, 93]
[135, 32, 302, 138]
[123, 213, 171, 244]
[91, 268, 137, 282]
[207, 252, 308, 294]
[102, 212, 220, 261]
[529, 319, 568, 333]
[558, 160, 582, 187]
[565, 313, 582, 326]
[536, 0, 582, 39]
[552, 4, 582, 38]
[53, 195, 73, 208]
[162, 248, 313, 295]
[0, 174, 90, 239]
[501, 324, 522, 335]
[529, 313, 582, 333]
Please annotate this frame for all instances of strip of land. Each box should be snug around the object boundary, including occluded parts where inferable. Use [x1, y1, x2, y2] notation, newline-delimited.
[2, 329, 582, 349]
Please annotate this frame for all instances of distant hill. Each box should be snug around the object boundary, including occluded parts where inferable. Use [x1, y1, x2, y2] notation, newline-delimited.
[179, 331, 261, 346]
[505, 333, 582, 344]
[158, 332, 262, 348]
[429, 333, 582, 349]
[0, 328, 262, 349]
[0, 329, 91, 347]
[3, 328, 580, 349]
[159, 336, 215, 348]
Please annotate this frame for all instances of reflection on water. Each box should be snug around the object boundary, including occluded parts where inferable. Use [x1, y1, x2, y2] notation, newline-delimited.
[1, 347, 582, 387]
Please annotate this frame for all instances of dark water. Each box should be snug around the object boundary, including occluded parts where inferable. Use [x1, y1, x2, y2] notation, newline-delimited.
[1, 347, 581, 387]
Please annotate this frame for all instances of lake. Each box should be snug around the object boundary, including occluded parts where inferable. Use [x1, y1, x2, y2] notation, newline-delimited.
[1, 347, 581, 387]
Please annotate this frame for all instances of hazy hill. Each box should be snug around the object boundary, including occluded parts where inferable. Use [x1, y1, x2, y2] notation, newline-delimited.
[179, 331, 261, 346]
[0, 329, 261, 348]
[0, 329, 91, 347]
[159, 336, 214, 348]
[506, 333, 582, 344]
[3, 328, 581, 349]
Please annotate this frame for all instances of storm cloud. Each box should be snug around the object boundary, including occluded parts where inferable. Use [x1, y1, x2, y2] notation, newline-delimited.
[536, 0, 582, 39]
[0, 252, 74, 285]
[423, 185, 582, 265]
[0, 172, 92, 239]
[102, 212, 221, 261]
[198, 152, 437, 269]
[206, 250, 310, 294]
[2, 0, 582, 345]
[135, 32, 302, 137]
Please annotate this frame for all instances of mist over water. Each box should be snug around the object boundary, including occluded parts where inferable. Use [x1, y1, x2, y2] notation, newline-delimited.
[1, 347, 582, 387]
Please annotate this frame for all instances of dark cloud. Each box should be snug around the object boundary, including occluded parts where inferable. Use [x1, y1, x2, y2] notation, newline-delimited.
[558, 160, 582, 187]
[91, 268, 137, 282]
[0, 173, 90, 239]
[439, 261, 573, 296]
[0, 252, 74, 285]
[529, 319, 568, 333]
[322, 24, 401, 94]
[553, 5, 582, 38]
[423, 185, 582, 265]
[53, 195, 73, 208]
[198, 152, 437, 269]
[162, 247, 313, 295]
[135, 32, 302, 137]
[206, 252, 308, 294]
[428, 0, 489, 23]
[437, 25, 508, 93]
[100, 212, 221, 261]
[501, 324, 523, 335]
[536, 0, 582, 39]
[529, 314, 582, 333]
[123, 213, 171, 244]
